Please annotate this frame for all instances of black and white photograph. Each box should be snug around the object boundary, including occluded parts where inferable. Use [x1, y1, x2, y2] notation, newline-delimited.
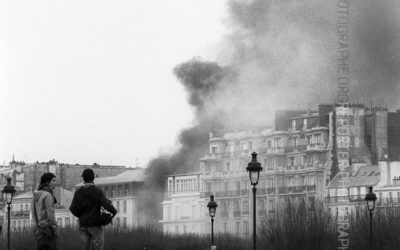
[1, 0, 400, 249]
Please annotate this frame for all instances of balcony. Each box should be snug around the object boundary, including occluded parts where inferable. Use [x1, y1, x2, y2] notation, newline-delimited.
[306, 185, 316, 191]
[267, 187, 276, 194]
[306, 143, 326, 151]
[285, 144, 308, 153]
[220, 211, 228, 217]
[278, 187, 290, 194]
[258, 209, 267, 216]
[11, 210, 30, 218]
[291, 186, 306, 193]
[266, 147, 286, 154]
[376, 198, 400, 206]
[258, 188, 267, 195]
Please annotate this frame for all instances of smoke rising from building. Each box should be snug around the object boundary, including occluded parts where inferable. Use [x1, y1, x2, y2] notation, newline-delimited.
[144, 0, 400, 220]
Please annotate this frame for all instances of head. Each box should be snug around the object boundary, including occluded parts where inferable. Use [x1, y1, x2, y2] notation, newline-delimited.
[82, 168, 95, 183]
[40, 173, 57, 191]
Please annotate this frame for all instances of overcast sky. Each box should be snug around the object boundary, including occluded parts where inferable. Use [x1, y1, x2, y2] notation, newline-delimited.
[0, 0, 228, 167]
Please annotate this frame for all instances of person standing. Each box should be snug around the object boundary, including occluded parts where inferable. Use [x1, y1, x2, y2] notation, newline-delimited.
[70, 168, 117, 250]
[32, 172, 58, 250]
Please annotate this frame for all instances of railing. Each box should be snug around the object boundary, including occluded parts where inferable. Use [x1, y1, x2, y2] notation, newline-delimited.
[267, 187, 276, 194]
[325, 195, 366, 204]
[258, 188, 267, 195]
[241, 189, 249, 195]
[291, 186, 306, 193]
[220, 211, 228, 217]
[266, 147, 286, 154]
[278, 187, 291, 194]
[307, 143, 326, 151]
[11, 210, 30, 218]
[258, 210, 267, 216]
[285, 144, 308, 153]
[306, 185, 316, 191]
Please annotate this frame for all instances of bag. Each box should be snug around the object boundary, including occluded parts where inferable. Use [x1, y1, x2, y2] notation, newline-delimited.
[98, 211, 114, 226]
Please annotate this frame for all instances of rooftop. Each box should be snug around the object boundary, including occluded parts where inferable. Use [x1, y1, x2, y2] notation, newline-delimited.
[83, 168, 146, 186]
[327, 165, 380, 189]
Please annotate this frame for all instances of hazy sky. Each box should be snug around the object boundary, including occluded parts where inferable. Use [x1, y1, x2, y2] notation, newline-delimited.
[0, 0, 228, 166]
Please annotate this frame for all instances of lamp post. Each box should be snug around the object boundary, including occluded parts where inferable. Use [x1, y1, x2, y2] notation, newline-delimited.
[2, 177, 16, 250]
[247, 152, 263, 250]
[365, 186, 377, 250]
[207, 195, 218, 249]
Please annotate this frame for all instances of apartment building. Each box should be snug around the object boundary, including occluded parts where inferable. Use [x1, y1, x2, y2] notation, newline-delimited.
[161, 106, 335, 236]
[325, 160, 400, 216]
[160, 173, 207, 234]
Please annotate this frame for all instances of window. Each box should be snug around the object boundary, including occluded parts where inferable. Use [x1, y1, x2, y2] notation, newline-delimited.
[124, 184, 129, 195]
[211, 146, 218, 154]
[123, 201, 127, 213]
[111, 186, 115, 197]
[105, 186, 109, 196]
[118, 185, 122, 196]
[224, 222, 228, 233]
[244, 221, 249, 235]
[116, 201, 120, 212]
[236, 222, 240, 234]
[289, 157, 295, 166]
[65, 217, 71, 227]
[292, 120, 296, 130]
[314, 134, 321, 144]
[226, 162, 231, 172]
[267, 140, 272, 148]
[303, 119, 307, 129]
[243, 200, 249, 213]
[122, 217, 127, 228]
[167, 207, 171, 220]
[57, 218, 62, 227]
[116, 217, 121, 227]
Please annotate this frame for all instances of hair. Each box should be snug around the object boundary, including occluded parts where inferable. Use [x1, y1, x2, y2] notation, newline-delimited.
[38, 172, 56, 191]
[82, 168, 95, 182]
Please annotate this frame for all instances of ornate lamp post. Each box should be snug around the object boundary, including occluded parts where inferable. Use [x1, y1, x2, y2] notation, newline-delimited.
[365, 186, 377, 250]
[247, 152, 263, 250]
[2, 177, 16, 250]
[207, 195, 218, 249]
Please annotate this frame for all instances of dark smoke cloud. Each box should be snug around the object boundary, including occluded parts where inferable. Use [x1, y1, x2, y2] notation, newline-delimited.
[144, 0, 400, 221]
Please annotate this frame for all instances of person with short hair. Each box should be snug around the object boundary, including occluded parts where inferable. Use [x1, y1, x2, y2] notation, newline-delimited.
[32, 172, 58, 250]
[70, 168, 117, 250]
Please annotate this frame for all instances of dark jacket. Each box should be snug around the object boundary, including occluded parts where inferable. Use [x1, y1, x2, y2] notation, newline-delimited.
[69, 183, 117, 227]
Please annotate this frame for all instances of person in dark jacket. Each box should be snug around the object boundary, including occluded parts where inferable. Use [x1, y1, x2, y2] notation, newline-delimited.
[32, 172, 58, 250]
[70, 168, 117, 250]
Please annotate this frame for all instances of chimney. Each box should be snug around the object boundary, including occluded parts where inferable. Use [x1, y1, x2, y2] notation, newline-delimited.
[393, 176, 400, 187]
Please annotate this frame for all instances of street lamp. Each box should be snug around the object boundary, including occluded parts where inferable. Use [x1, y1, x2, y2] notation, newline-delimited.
[365, 186, 377, 250]
[247, 152, 263, 250]
[2, 177, 16, 250]
[207, 195, 218, 249]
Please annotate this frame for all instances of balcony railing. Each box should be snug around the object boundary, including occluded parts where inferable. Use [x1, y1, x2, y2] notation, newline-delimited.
[306, 185, 316, 191]
[220, 211, 228, 217]
[278, 187, 291, 194]
[267, 187, 276, 194]
[241, 189, 249, 195]
[266, 147, 286, 154]
[306, 143, 326, 151]
[11, 210, 30, 218]
[291, 185, 306, 193]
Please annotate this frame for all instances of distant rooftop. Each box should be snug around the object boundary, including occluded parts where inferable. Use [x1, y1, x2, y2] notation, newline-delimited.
[84, 168, 147, 186]
[327, 165, 380, 189]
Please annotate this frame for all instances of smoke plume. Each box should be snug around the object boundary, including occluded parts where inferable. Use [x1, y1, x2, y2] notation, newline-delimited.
[144, 0, 400, 221]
